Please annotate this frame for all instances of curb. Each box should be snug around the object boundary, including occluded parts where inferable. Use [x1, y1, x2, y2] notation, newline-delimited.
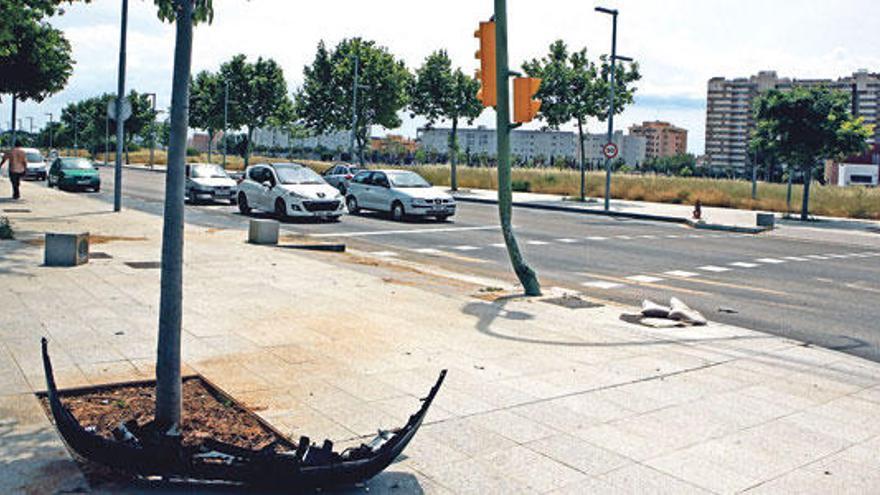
[453, 195, 769, 235]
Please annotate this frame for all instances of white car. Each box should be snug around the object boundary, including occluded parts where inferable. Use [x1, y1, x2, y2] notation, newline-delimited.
[185, 163, 237, 204]
[346, 169, 455, 222]
[237, 162, 345, 220]
[22, 148, 48, 181]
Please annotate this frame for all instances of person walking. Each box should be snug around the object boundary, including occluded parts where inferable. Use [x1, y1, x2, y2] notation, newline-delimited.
[0, 147, 27, 199]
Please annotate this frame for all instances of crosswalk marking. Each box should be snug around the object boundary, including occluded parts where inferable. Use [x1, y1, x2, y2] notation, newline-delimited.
[730, 262, 759, 268]
[637, 235, 657, 239]
[615, 235, 633, 240]
[756, 258, 785, 264]
[586, 236, 608, 241]
[490, 243, 507, 248]
[626, 275, 664, 283]
[411, 248, 443, 255]
[700, 265, 730, 273]
[582, 281, 624, 290]
[555, 238, 578, 243]
[527, 240, 550, 245]
[451, 245, 480, 251]
[665, 270, 699, 278]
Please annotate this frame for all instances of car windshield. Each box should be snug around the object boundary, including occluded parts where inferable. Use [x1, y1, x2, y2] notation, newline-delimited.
[275, 165, 324, 185]
[388, 171, 431, 188]
[26, 152, 43, 163]
[191, 164, 228, 178]
[61, 159, 94, 170]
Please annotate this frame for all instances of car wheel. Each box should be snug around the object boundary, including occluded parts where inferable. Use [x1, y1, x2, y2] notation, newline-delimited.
[391, 201, 405, 222]
[346, 195, 360, 214]
[274, 198, 288, 220]
[435, 215, 451, 222]
[237, 192, 251, 215]
[94, 185, 100, 193]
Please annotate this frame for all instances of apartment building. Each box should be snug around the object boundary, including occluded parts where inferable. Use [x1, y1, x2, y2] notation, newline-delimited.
[629, 121, 688, 159]
[252, 128, 357, 152]
[705, 70, 880, 171]
[417, 126, 578, 161]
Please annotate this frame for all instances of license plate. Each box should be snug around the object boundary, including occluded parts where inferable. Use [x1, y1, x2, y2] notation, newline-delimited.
[77, 180, 90, 184]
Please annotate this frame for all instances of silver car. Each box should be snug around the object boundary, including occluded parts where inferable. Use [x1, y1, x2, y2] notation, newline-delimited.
[345, 170, 455, 222]
[22, 148, 48, 181]
[185, 163, 237, 204]
[321, 163, 364, 194]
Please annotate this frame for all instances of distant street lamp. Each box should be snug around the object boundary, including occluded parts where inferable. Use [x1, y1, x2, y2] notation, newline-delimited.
[145, 93, 157, 168]
[113, 0, 129, 212]
[596, 6, 633, 212]
[45, 113, 53, 149]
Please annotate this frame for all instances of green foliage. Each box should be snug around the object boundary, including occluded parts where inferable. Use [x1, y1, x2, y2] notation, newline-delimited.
[0, 0, 77, 106]
[56, 91, 157, 157]
[409, 50, 482, 131]
[189, 70, 224, 138]
[511, 180, 531, 192]
[153, 0, 212, 24]
[644, 153, 697, 176]
[219, 54, 295, 165]
[186, 146, 200, 157]
[296, 38, 412, 158]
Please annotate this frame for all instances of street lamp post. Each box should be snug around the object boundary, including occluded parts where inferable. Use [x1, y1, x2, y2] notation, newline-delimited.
[596, 6, 632, 212]
[146, 93, 157, 169]
[105, 115, 109, 165]
[113, 0, 129, 212]
[45, 113, 53, 149]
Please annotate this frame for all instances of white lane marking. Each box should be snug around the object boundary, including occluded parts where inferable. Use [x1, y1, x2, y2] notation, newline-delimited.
[312, 225, 498, 238]
[587, 236, 608, 241]
[637, 235, 658, 239]
[626, 275, 665, 283]
[665, 270, 699, 278]
[490, 243, 507, 248]
[582, 281, 625, 290]
[805, 254, 829, 260]
[526, 240, 550, 245]
[849, 253, 870, 258]
[555, 238, 578, 243]
[700, 265, 731, 273]
[665, 234, 680, 239]
[756, 258, 786, 264]
[729, 262, 759, 268]
[411, 248, 444, 255]
[616, 235, 633, 240]
[825, 253, 849, 258]
[686, 234, 704, 239]
[451, 245, 480, 251]
[783, 256, 809, 261]
[371, 251, 398, 257]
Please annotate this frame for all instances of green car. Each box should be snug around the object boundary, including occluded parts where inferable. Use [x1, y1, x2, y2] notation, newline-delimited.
[47, 157, 101, 192]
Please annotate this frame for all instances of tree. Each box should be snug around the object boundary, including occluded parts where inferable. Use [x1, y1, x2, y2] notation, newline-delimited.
[152, 0, 213, 432]
[189, 70, 224, 162]
[296, 38, 412, 165]
[409, 50, 482, 190]
[753, 86, 873, 220]
[219, 54, 294, 166]
[123, 90, 158, 163]
[0, 1, 76, 146]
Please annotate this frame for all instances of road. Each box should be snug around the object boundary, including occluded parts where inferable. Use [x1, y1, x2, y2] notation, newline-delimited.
[92, 166, 880, 362]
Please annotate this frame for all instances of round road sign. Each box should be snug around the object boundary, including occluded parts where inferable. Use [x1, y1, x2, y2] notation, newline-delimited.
[106, 97, 132, 122]
[603, 142, 619, 159]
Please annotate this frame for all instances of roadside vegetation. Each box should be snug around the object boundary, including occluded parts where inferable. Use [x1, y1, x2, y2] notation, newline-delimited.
[0, 217, 13, 240]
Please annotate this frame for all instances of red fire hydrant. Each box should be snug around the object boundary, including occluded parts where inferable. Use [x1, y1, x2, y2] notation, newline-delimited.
[693, 200, 702, 221]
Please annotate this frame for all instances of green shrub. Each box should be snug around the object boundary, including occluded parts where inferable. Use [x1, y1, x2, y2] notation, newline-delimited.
[0, 217, 13, 240]
[186, 147, 201, 157]
[511, 180, 531, 192]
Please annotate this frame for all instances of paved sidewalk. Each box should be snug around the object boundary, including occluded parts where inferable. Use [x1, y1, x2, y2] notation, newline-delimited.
[3, 180, 880, 493]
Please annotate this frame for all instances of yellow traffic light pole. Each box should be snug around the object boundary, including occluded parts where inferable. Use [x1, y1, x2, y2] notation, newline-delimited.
[476, 0, 541, 296]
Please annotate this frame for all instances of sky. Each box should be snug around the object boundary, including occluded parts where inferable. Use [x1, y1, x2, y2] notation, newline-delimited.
[2, 0, 879, 154]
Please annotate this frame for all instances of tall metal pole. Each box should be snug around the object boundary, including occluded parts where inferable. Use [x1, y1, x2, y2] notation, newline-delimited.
[495, 0, 541, 296]
[222, 80, 228, 168]
[751, 151, 758, 200]
[113, 0, 128, 212]
[105, 116, 109, 165]
[147, 93, 156, 169]
[349, 54, 360, 164]
[27, 116, 34, 134]
[602, 10, 618, 212]
[45, 113, 53, 149]
[73, 109, 78, 152]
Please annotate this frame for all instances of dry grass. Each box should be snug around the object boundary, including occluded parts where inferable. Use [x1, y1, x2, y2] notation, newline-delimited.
[82, 150, 880, 220]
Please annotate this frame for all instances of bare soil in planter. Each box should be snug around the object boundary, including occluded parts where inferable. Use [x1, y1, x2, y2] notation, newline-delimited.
[38, 376, 291, 450]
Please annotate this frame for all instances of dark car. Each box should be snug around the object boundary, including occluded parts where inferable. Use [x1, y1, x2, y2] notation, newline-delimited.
[47, 157, 101, 192]
[322, 163, 364, 194]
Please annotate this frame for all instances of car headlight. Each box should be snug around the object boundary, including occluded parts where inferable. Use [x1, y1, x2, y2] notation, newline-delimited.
[410, 198, 430, 206]
[287, 191, 306, 199]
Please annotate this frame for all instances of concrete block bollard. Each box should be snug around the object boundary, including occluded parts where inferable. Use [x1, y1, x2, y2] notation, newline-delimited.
[45, 232, 90, 266]
[248, 219, 279, 245]
[756, 213, 775, 229]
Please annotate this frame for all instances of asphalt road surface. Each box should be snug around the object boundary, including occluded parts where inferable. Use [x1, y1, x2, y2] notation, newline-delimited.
[91, 167, 880, 362]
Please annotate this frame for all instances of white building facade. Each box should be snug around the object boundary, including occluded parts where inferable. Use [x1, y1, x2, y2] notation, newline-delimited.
[579, 131, 647, 168]
[417, 126, 578, 161]
[251, 128, 360, 153]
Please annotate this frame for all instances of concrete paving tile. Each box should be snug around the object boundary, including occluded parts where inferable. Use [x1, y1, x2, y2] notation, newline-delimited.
[483, 445, 588, 491]
[598, 464, 712, 494]
[77, 360, 143, 385]
[332, 374, 409, 402]
[466, 409, 559, 444]
[318, 403, 402, 437]
[393, 430, 469, 472]
[421, 417, 518, 458]
[260, 406, 356, 443]
[646, 449, 758, 493]
[527, 433, 632, 477]
[417, 456, 537, 494]
[572, 422, 664, 462]
[548, 476, 621, 494]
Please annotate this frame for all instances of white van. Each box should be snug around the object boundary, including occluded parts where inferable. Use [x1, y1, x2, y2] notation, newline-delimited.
[22, 148, 48, 181]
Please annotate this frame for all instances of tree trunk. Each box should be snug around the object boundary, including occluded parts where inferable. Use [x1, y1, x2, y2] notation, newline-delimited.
[207, 129, 213, 163]
[125, 134, 130, 164]
[244, 127, 254, 167]
[800, 165, 812, 221]
[494, 0, 540, 296]
[450, 117, 458, 191]
[577, 118, 586, 200]
[786, 167, 793, 213]
[154, 0, 193, 430]
[9, 94, 17, 148]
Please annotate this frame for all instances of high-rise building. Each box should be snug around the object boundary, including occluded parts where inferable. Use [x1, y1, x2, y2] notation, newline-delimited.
[705, 70, 880, 171]
[629, 121, 688, 159]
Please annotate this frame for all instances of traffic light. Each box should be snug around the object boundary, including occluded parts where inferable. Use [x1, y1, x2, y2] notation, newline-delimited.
[513, 77, 541, 123]
[474, 21, 497, 107]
